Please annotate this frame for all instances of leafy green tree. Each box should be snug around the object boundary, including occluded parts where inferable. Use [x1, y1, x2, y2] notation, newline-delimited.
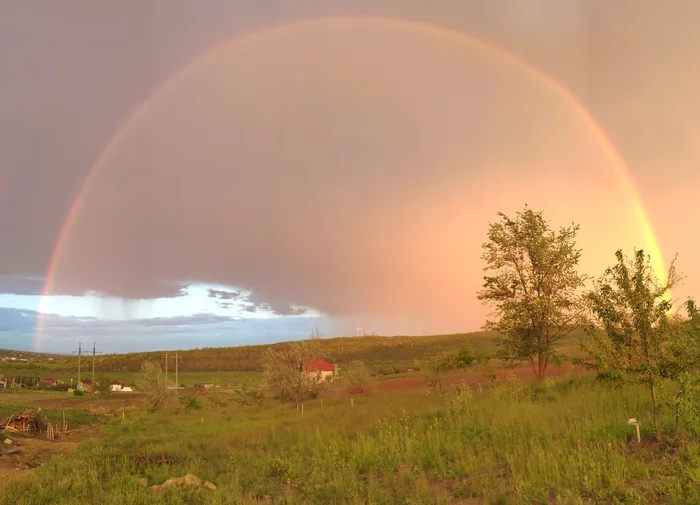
[661, 299, 700, 437]
[477, 206, 586, 379]
[92, 378, 112, 398]
[341, 360, 374, 395]
[136, 361, 169, 412]
[583, 249, 682, 438]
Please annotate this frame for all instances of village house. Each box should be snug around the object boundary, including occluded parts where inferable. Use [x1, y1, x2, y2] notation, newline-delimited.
[110, 380, 134, 392]
[77, 378, 92, 391]
[41, 377, 58, 386]
[302, 358, 337, 383]
[110, 380, 124, 392]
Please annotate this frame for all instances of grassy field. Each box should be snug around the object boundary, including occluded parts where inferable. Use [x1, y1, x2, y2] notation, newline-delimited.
[1, 372, 698, 504]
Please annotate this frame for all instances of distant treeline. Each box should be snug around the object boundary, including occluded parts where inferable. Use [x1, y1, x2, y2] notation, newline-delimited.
[48, 332, 504, 374]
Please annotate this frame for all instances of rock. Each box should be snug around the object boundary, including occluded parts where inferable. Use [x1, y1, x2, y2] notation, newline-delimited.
[204, 481, 217, 490]
[148, 474, 204, 492]
[160, 477, 184, 489]
[183, 474, 202, 487]
[3, 439, 12, 445]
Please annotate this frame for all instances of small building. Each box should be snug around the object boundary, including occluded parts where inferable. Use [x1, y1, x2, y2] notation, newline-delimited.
[110, 380, 125, 392]
[194, 383, 214, 390]
[302, 359, 337, 383]
[77, 378, 92, 391]
[41, 377, 58, 386]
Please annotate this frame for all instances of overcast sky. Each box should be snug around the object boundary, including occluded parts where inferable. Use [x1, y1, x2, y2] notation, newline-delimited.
[1, 1, 698, 353]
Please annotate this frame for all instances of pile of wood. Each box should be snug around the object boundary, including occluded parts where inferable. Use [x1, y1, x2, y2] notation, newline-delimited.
[0, 409, 46, 435]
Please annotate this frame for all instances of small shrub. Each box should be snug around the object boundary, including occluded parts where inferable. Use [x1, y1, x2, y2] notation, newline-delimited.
[73, 389, 84, 397]
[178, 393, 203, 413]
[232, 382, 264, 406]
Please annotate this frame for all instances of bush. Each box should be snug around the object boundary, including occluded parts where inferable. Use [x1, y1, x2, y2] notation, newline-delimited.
[178, 393, 203, 413]
[73, 389, 84, 397]
[232, 382, 264, 406]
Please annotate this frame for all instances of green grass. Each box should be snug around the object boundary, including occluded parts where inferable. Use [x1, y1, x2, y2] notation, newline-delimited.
[2, 376, 698, 504]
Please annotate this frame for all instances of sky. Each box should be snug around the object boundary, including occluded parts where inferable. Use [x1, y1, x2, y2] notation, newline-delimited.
[1, 1, 699, 353]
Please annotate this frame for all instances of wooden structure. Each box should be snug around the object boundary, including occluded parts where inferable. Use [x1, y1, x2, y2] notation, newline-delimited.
[0, 410, 46, 435]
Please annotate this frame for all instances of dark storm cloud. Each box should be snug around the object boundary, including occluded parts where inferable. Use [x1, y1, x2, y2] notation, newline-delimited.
[1, 0, 699, 340]
[0, 276, 45, 295]
[0, 306, 330, 353]
[208, 289, 241, 300]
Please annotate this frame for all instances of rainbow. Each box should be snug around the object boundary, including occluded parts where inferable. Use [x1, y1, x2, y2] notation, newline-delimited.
[34, 16, 667, 351]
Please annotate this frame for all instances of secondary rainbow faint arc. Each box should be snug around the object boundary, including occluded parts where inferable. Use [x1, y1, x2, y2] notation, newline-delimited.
[34, 16, 667, 351]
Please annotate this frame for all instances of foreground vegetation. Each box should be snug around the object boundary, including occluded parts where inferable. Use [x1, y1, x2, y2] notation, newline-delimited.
[2, 375, 699, 504]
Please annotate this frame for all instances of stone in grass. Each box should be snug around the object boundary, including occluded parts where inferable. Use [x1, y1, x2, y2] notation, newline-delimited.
[149, 474, 211, 492]
[204, 481, 217, 490]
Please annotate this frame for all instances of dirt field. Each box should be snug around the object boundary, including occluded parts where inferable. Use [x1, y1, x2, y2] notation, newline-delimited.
[0, 423, 103, 489]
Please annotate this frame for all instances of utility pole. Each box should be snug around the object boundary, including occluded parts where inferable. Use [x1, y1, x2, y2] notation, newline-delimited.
[165, 351, 168, 392]
[72, 342, 82, 385]
[91, 342, 102, 384]
[175, 350, 179, 394]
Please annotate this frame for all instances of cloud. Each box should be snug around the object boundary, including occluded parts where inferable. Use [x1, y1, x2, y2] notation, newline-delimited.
[1, 5, 699, 337]
[0, 276, 46, 296]
[0, 306, 336, 353]
[207, 288, 241, 300]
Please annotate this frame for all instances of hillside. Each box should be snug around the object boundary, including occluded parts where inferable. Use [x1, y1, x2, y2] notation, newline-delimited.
[0, 348, 65, 361]
[9, 329, 586, 375]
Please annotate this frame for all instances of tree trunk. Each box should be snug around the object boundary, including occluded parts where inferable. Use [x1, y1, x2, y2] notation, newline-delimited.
[673, 384, 684, 438]
[650, 382, 660, 440]
[536, 352, 545, 380]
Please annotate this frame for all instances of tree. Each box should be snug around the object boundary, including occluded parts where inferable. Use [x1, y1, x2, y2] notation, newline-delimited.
[92, 378, 112, 398]
[341, 360, 374, 395]
[262, 332, 325, 403]
[136, 361, 169, 412]
[659, 299, 700, 437]
[477, 206, 586, 379]
[582, 249, 682, 438]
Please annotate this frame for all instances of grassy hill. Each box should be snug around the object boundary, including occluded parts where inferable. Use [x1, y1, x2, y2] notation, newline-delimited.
[0, 348, 65, 361]
[0, 328, 587, 382]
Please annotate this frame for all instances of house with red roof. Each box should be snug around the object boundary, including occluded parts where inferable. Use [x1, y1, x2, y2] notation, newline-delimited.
[301, 358, 337, 383]
[41, 377, 58, 386]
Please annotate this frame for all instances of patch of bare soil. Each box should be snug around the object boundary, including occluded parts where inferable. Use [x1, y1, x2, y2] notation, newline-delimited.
[0, 423, 102, 489]
[373, 362, 589, 394]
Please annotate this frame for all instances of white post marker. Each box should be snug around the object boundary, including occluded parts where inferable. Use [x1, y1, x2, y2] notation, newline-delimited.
[628, 418, 641, 443]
